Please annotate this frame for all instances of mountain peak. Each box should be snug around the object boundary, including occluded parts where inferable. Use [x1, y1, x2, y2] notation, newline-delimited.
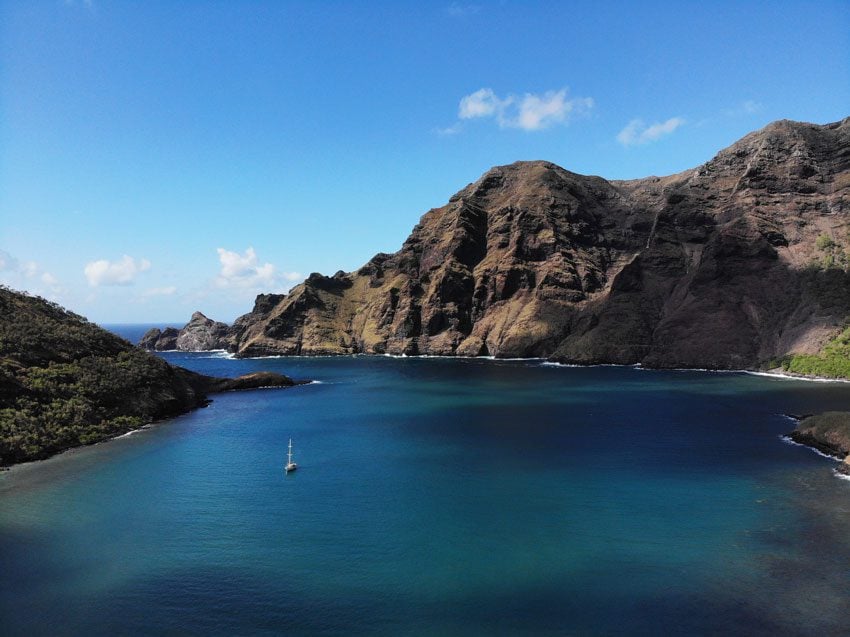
[153, 117, 850, 370]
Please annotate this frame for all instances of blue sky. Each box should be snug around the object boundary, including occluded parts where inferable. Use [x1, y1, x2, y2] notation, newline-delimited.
[1, 1, 848, 323]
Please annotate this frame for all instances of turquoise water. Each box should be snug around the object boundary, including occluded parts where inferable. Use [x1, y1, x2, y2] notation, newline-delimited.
[2, 329, 850, 635]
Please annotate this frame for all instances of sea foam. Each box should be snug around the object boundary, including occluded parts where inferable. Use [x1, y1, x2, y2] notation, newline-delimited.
[779, 435, 841, 460]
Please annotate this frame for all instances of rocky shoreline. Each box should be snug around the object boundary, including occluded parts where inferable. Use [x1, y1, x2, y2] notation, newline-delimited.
[787, 412, 850, 476]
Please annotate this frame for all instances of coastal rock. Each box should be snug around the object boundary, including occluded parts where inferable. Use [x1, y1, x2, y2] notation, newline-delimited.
[139, 326, 179, 351]
[175, 312, 230, 351]
[139, 327, 162, 349]
[216, 117, 850, 368]
[789, 412, 850, 458]
[138, 314, 227, 352]
[205, 371, 306, 392]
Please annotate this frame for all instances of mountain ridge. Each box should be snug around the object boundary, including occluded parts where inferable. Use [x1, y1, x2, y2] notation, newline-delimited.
[143, 117, 850, 373]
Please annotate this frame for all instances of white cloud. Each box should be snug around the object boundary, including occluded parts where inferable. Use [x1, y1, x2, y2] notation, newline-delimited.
[446, 3, 480, 17]
[459, 88, 504, 120]
[214, 247, 302, 292]
[0, 249, 63, 298]
[21, 261, 39, 278]
[516, 91, 594, 131]
[40, 272, 59, 286]
[617, 117, 686, 147]
[84, 255, 151, 287]
[0, 250, 17, 272]
[141, 286, 177, 297]
[454, 87, 593, 132]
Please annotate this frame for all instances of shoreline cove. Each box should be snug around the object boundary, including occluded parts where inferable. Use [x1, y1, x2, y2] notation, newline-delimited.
[167, 349, 850, 384]
[4, 354, 850, 635]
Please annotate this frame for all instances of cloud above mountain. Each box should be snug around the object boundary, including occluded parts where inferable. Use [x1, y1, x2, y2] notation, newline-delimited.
[449, 87, 594, 133]
[84, 255, 151, 286]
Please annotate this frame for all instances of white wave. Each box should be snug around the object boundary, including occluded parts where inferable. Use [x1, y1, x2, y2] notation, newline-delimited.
[376, 353, 543, 362]
[197, 351, 236, 359]
[778, 435, 841, 460]
[541, 361, 642, 369]
[150, 348, 850, 383]
[155, 348, 236, 359]
[834, 470, 850, 482]
[744, 370, 850, 384]
[113, 424, 152, 440]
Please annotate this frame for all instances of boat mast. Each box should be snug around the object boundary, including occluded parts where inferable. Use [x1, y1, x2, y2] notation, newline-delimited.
[287, 438, 293, 466]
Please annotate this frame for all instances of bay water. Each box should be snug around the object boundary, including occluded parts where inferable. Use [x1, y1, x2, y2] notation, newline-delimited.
[1, 325, 849, 635]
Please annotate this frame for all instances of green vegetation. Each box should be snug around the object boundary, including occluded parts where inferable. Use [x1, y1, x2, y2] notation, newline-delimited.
[815, 233, 836, 251]
[813, 232, 850, 270]
[793, 411, 850, 456]
[0, 286, 205, 466]
[775, 324, 850, 379]
[798, 412, 850, 440]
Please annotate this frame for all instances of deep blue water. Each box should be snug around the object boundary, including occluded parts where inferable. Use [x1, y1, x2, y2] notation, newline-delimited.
[2, 325, 850, 635]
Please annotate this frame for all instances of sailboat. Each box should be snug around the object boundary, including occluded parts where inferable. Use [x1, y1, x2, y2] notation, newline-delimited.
[285, 438, 298, 473]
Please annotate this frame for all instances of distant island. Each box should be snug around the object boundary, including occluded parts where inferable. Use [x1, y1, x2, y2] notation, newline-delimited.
[0, 286, 305, 467]
[143, 117, 850, 379]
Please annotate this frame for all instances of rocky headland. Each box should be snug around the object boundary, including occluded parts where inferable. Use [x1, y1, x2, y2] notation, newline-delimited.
[789, 412, 850, 476]
[146, 117, 850, 376]
[0, 286, 304, 467]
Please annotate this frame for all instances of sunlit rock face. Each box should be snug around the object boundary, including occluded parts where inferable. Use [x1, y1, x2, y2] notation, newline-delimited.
[169, 118, 850, 368]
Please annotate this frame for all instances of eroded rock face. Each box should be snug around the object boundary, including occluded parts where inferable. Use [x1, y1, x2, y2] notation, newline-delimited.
[157, 117, 850, 368]
[175, 312, 230, 351]
[139, 327, 179, 351]
[138, 315, 228, 352]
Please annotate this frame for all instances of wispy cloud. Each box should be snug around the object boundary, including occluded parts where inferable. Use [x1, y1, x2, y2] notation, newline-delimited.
[0, 249, 64, 298]
[616, 117, 685, 147]
[84, 255, 151, 286]
[63, 0, 94, 10]
[214, 247, 302, 292]
[446, 3, 480, 17]
[435, 122, 463, 136]
[451, 87, 594, 133]
[723, 100, 764, 118]
[141, 286, 177, 298]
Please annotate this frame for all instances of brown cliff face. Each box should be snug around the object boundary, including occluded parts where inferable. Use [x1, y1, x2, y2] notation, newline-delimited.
[222, 118, 850, 367]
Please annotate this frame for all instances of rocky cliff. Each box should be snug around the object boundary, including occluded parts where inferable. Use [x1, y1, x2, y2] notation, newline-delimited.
[157, 117, 850, 369]
[140, 312, 230, 351]
[0, 287, 301, 466]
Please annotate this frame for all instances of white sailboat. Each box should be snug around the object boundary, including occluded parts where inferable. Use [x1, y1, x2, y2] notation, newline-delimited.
[285, 438, 298, 473]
